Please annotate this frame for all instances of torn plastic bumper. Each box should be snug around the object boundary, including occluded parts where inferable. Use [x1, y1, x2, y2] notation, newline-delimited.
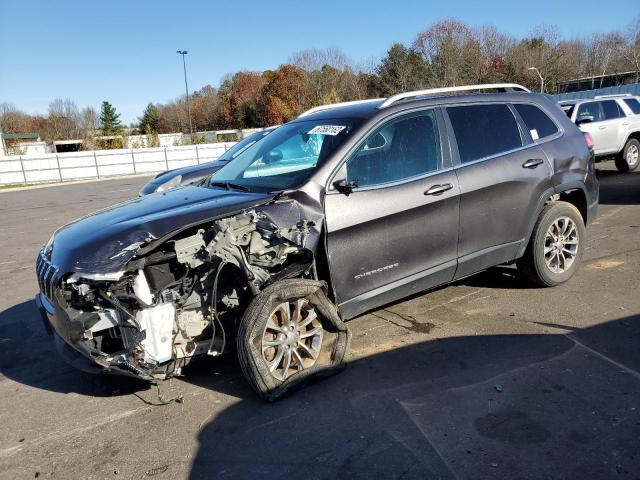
[36, 292, 154, 380]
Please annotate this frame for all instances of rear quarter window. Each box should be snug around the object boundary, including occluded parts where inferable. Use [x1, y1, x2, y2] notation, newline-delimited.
[601, 100, 625, 120]
[623, 98, 640, 115]
[514, 104, 559, 140]
[447, 104, 522, 163]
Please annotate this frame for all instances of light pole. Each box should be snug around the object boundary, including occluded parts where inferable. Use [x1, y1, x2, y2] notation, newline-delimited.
[528, 67, 544, 93]
[176, 50, 193, 143]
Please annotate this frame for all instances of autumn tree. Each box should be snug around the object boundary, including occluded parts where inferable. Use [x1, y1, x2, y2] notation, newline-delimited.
[0, 103, 35, 134]
[259, 65, 309, 125]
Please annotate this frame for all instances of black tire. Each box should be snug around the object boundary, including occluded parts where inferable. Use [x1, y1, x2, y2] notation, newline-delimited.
[614, 138, 640, 173]
[236, 279, 350, 402]
[517, 201, 585, 287]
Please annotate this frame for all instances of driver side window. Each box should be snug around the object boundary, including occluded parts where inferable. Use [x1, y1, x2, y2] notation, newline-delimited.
[576, 102, 603, 123]
[346, 110, 442, 188]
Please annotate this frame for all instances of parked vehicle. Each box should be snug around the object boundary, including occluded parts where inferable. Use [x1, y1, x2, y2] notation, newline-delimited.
[36, 84, 598, 401]
[559, 94, 640, 172]
[138, 128, 275, 195]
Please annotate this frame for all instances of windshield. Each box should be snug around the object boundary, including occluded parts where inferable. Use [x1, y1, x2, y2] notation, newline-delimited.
[219, 130, 272, 161]
[209, 119, 360, 192]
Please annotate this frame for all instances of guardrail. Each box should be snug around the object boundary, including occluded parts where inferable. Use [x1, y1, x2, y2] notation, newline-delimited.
[0, 142, 238, 185]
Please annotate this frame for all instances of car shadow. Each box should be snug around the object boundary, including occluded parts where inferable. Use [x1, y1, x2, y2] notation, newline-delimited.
[187, 314, 640, 479]
[454, 264, 536, 290]
[596, 166, 640, 205]
[0, 299, 148, 397]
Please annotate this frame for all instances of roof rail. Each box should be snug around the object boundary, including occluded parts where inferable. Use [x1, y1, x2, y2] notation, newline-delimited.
[378, 83, 531, 109]
[594, 93, 633, 99]
[298, 98, 382, 118]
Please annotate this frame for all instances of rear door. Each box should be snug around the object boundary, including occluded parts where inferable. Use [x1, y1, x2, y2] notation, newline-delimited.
[445, 102, 553, 279]
[324, 108, 459, 318]
[600, 99, 628, 151]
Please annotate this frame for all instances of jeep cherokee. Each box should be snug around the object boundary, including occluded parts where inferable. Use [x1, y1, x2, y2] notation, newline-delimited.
[36, 83, 598, 401]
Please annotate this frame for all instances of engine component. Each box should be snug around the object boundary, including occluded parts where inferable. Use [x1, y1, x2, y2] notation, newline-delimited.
[133, 269, 154, 305]
[136, 303, 175, 363]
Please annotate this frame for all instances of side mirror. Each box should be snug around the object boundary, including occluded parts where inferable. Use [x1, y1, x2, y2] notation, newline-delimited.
[332, 178, 358, 196]
[576, 115, 594, 125]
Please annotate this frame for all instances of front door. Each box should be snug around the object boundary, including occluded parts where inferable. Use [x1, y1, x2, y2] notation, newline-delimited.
[324, 109, 460, 319]
[575, 101, 615, 155]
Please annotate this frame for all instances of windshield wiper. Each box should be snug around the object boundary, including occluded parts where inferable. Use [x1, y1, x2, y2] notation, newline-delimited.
[209, 181, 251, 192]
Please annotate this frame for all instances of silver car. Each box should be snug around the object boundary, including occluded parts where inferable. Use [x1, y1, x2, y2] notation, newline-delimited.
[559, 94, 640, 172]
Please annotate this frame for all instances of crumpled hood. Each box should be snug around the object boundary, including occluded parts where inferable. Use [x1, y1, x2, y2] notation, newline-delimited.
[50, 185, 274, 274]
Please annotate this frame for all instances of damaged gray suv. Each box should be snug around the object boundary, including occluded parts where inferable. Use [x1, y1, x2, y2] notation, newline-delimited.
[36, 84, 598, 401]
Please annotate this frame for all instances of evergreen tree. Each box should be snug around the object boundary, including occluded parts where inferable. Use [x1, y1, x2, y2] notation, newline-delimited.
[138, 103, 160, 134]
[376, 43, 429, 96]
[99, 101, 123, 135]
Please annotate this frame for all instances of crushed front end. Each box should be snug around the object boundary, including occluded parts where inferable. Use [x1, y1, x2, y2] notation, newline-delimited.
[35, 206, 321, 382]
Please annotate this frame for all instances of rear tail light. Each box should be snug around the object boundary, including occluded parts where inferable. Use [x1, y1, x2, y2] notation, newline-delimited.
[583, 132, 594, 151]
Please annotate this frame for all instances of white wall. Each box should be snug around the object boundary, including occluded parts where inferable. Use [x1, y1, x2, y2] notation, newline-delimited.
[0, 142, 237, 185]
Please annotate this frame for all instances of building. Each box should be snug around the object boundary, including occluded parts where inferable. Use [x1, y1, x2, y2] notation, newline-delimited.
[0, 132, 47, 156]
[556, 71, 640, 95]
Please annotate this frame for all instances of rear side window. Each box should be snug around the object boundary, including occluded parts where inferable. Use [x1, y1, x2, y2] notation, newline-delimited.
[447, 104, 522, 163]
[601, 100, 625, 120]
[623, 98, 640, 115]
[514, 104, 559, 140]
[576, 102, 602, 122]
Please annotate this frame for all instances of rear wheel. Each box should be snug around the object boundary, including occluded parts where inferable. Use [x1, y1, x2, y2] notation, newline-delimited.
[518, 201, 585, 287]
[615, 138, 640, 172]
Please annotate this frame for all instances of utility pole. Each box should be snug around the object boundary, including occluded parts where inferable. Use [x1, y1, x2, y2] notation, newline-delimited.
[176, 50, 193, 143]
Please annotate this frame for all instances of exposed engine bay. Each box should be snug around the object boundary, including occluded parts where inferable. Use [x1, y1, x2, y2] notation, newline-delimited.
[55, 209, 316, 380]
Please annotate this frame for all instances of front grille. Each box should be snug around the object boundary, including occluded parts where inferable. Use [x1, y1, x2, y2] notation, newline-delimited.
[36, 251, 60, 301]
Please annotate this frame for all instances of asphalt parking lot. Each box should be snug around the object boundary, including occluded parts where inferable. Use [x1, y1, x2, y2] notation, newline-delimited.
[0, 163, 639, 480]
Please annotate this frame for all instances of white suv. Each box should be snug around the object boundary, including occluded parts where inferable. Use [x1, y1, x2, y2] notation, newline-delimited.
[560, 95, 640, 172]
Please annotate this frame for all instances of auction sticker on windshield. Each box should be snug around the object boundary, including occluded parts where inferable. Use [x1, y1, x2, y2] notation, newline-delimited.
[307, 125, 346, 136]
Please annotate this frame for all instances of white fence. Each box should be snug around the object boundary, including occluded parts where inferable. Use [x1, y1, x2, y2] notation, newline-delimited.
[0, 142, 238, 185]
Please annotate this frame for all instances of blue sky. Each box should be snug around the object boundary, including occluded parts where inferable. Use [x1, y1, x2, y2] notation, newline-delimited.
[0, 0, 637, 123]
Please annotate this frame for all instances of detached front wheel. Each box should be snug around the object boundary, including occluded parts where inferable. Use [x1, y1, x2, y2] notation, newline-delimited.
[237, 279, 350, 402]
[518, 201, 585, 287]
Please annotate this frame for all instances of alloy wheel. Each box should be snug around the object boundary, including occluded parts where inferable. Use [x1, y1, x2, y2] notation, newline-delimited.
[261, 298, 323, 381]
[626, 144, 639, 167]
[544, 216, 579, 274]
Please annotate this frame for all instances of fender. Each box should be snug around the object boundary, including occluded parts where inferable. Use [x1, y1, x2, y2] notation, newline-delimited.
[516, 181, 590, 259]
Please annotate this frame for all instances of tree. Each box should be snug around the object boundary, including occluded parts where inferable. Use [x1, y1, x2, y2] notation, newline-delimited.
[46, 98, 81, 140]
[0, 103, 34, 134]
[413, 19, 478, 86]
[138, 103, 160, 134]
[376, 43, 428, 95]
[99, 101, 123, 135]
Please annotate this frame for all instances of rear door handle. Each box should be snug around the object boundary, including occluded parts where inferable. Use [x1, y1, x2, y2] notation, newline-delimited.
[522, 158, 544, 169]
[598, 125, 606, 130]
[424, 183, 453, 196]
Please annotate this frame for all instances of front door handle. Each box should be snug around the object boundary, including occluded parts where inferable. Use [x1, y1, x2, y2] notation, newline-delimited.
[424, 183, 453, 196]
[598, 125, 607, 130]
[522, 158, 544, 169]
